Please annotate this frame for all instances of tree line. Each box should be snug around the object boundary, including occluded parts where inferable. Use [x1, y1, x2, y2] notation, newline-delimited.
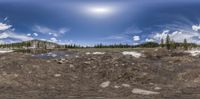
[0, 37, 198, 50]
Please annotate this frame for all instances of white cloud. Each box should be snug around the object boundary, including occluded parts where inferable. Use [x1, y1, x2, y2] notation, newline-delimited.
[50, 37, 58, 42]
[33, 33, 38, 37]
[0, 23, 12, 31]
[4, 17, 8, 21]
[0, 19, 34, 44]
[125, 25, 142, 34]
[145, 38, 155, 42]
[0, 31, 33, 42]
[33, 25, 70, 37]
[59, 28, 70, 34]
[133, 36, 140, 41]
[105, 35, 126, 40]
[27, 33, 31, 36]
[192, 24, 200, 31]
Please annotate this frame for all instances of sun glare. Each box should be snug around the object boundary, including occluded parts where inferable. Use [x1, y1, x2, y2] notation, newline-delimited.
[90, 7, 110, 14]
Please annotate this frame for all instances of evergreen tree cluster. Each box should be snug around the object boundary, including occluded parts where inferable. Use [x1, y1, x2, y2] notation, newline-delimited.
[94, 44, 136, 48]
[160, 34, 197, 50]
[0, 41, 31, 49]
[61, 44, 82, 48]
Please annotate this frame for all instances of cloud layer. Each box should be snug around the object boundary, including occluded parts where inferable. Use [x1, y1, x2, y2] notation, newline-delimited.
[0, 21, 33, 44]
[33, 25, 70, 37]
[0, 23, 12, 31]
[147, 24, 200, 44]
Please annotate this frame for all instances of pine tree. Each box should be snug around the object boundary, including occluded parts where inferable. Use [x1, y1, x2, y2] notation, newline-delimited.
[166, 34, 170, 50]
[161, 38, 164, 48]
[171, 40, 176, 50]
[183, 39, 188, 50]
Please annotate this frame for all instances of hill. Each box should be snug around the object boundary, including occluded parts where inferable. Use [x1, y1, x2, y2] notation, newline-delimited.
[0, 40, 59, 49]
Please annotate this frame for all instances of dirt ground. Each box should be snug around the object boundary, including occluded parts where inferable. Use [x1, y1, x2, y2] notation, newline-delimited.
[0, 48, 200, 99]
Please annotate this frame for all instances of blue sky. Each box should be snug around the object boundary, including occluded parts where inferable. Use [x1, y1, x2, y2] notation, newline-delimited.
[1, 0, 200, 46]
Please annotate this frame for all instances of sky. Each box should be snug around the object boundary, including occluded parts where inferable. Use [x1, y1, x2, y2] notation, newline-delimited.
[1, 0, 200, 46]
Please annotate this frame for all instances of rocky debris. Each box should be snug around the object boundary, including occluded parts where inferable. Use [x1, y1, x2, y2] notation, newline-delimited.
[100, 81, 110, 88]
[69, 64, 74, 68]
[178, 69, 200, 84]
[0, 49, 200, 99]
[144, 48, 169, 59]
[132, 88, 160, 95]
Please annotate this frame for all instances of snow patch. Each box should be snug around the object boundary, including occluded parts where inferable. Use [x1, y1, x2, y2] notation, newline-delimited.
[85, 52, 91, 55]
[100, 81, 110, 88]
[47, 52, 57, 57]
[93, 52, 105, 55]
[85, 52, 105, 55]
[0, 49, 13, 53]
[132, 88, 160, 95]
[185, 50, 200, 56]
[122, 51, 142, 58]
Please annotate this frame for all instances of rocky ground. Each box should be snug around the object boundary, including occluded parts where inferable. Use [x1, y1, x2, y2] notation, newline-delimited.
[0, 48, 200, 99]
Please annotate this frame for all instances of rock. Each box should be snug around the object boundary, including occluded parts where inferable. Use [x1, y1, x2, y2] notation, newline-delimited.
[13, 74, 18, 77]
[57, 58, 66, 64]
[28, 71, 32, 74]
[58, 61, 65, 64]
[54, 74, 61, 77]
[132, 88, 160, 95]
[114, 85, 120, 89]
[2, 72, 7, 76]
[46, 60, 51, 63]
[100, 81, 110, 88]
[122, 84, 130, 88]
[33, 65, 39, 68]
[154, 87, 161, 90]
[69, 64, 74, 68]
[84, 61, 91, 64]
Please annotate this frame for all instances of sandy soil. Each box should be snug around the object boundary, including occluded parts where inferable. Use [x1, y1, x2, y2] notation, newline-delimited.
[0, 48, 200, 99]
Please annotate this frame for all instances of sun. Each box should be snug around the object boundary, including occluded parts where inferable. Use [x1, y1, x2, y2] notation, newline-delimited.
[89, 7, 111, 14]
[84, 6, 114, 16]
[82, 5, 116, 18]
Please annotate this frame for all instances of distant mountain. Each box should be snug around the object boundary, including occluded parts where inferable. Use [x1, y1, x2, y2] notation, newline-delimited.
[26, 39, 59, 49]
